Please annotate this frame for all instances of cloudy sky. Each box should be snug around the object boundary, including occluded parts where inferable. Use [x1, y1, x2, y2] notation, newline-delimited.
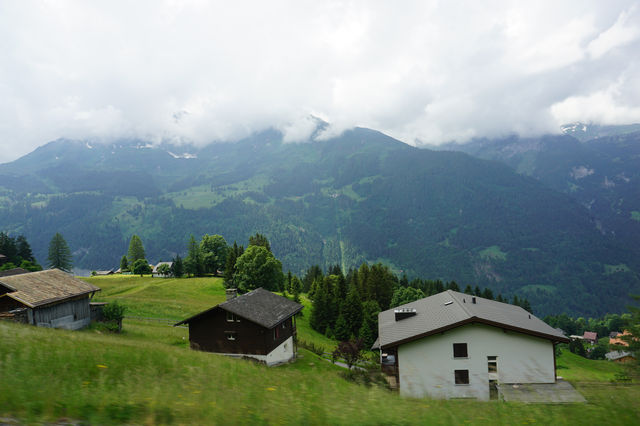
[1, 0, 639, 163]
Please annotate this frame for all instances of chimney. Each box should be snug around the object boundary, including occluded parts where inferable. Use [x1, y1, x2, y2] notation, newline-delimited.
[472, 297, 476, 304]
[226, 288, 237, 300]
[394, 308, 417, 321]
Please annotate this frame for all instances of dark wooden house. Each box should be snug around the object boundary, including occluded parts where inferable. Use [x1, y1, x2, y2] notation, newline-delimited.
[0, 269, 100, 330]
[175, 288, 303, 366]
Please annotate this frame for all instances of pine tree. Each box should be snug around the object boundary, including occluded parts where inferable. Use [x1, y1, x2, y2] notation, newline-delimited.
[464, 285, 473, 295]
[342, 285, 363, 337]
[15, 235, 34, 262]
[482, 288, 494, 300]
[248, 233, 271, 252]
[310, 282, 331, 334]
[127, 235, 146, 265]
[172, 254, 184, 277]
[224, 241, 243, 288]
[185, 234, 203, 277]
[119, 255, 129, 272]
[292, 276, 302, 303]
[286, 271, 292, 294]
[359, 300, 380, 348]
[334, 313, 350, 341]
[47, 232, 72, 272]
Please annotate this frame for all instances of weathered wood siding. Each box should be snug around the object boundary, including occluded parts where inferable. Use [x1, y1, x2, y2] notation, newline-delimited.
[33, 296, 91, 330]
[188, 307, 295, 356]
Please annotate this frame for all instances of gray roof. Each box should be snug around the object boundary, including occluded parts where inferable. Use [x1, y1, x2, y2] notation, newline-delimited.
[605, 350, 634, 361]
[175, 288, 303, 329]
[378, 290, 569, 349]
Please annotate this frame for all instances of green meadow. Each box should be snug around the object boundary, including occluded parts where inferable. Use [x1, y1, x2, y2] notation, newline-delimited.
[0, 275, 638, 424]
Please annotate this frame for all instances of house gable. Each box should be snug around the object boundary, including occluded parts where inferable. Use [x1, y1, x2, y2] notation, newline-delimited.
[397, 323, 556, 400]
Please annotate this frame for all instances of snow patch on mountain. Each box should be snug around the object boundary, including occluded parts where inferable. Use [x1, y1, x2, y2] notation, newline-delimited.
[167, 151, 197, 159]
[571, 166, 594, 179]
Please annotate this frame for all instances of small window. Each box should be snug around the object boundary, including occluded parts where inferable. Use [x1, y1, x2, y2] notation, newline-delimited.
[454, 369, 469, 385]
[453, 343, 468, 358]
[225, 331, 237, 341]
[226, 311, 234, 322]
[274, 326, 280, 340]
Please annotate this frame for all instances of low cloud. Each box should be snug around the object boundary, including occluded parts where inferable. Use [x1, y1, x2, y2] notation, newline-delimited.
[1, 1, 639, 163]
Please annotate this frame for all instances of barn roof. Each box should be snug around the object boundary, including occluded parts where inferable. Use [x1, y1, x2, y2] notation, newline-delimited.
[377, 290, 569, 349]
[0, 269, 100, 308]
[175, 288, 303, 329]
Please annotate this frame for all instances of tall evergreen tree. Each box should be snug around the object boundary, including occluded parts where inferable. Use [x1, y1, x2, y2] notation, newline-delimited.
[47, 232, 73, 272]
[127, 235, 146, 265]
[171, 254, 184, 278]
[334, 313, 350, 341]
[291, 276, 302, 303]
[248, 233, 271, 252]
[302, 265, 323, 293]
[224, 241, 244, 288]
[0, 232, 17, 262]
[185, 234, 203, 277]
[341, 285, 363, 337]
[15, 235, 34, 262]
[359, 300, 380, 349]
[119, 255, 129, 272]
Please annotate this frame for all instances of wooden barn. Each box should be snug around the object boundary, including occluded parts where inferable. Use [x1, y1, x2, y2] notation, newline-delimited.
[175, 288, 303, 366]
[0, 269, 100, 330]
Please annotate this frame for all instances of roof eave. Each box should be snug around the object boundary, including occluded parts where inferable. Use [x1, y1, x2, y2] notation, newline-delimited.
[380, 316, 569, 349]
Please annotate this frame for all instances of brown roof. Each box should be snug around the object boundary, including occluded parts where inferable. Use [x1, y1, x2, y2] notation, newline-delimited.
[583, 331, 597, 341]
[0, 269, 100, 308]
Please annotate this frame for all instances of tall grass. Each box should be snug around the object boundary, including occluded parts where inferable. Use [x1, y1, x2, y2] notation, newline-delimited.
[1, 276, 638, 424]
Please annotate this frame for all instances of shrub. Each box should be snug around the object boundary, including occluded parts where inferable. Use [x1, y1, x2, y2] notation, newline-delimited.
[102, 301, 126, 332]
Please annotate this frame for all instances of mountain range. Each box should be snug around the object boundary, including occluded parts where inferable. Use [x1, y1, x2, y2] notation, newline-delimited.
[1, 125, 639, 316]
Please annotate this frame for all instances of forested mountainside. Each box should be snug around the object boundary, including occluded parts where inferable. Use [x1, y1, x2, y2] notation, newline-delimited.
[437, 124, 640, 264]
[0, 127, 638, 316]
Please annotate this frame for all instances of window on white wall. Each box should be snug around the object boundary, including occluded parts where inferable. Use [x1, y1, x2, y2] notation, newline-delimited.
[453, 343, 468, 358]
[454, 369, 469, 385]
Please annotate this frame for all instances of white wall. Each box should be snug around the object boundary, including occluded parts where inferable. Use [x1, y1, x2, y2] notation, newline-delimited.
[397, 323, 555, 400]
[216, 336, 295, 366]
[265, 336, 295, 366]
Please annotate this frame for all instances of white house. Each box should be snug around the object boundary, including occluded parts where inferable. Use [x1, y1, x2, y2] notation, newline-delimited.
[375, 290, 569, 400]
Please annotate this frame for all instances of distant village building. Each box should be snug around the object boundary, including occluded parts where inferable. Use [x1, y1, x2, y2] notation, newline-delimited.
[609, 330, 631, 347]
[582, 331, 598, 345]
[605, 350, 635, 363]
[175, 288, 303, 366]
[374, 290, 569, 400]
[0, 269, 100, 330]
[152, 261, 173, 277]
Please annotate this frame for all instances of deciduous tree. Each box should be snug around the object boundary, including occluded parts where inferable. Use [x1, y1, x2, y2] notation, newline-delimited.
[132, 259, 151, 276]
[200, 234, 228, 275]
[233, 245, 283, 292]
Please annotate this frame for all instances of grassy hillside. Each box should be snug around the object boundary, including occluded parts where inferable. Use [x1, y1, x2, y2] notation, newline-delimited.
[1, 276, 638, 424]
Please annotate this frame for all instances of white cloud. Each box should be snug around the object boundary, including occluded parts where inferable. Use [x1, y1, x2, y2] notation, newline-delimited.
[0, 0, 639, 163]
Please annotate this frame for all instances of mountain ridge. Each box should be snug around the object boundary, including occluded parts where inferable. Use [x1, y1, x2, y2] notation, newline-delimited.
[1, 127, 638, 316]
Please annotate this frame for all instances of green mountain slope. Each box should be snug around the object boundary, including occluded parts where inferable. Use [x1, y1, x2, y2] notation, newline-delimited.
[0, 127, 638, 316]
